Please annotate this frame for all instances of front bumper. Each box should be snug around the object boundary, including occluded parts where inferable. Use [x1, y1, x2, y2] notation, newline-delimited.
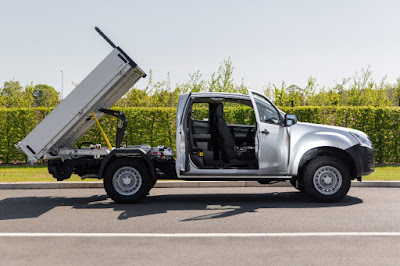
[345, 144, 375, 178]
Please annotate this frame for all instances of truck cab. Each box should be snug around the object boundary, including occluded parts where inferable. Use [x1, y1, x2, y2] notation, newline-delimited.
[176, 90, 375, 201]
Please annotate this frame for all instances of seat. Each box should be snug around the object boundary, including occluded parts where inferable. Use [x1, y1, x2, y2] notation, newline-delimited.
[214, 104, 236, 161]
[214, 103, 257, 166]
[188, 112, 214, 167]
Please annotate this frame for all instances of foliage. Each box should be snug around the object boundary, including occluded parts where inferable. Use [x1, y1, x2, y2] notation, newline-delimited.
[0, 80, 60, 108]
[0, 108, 51, 163]
[3, 62, 400, 109]
[2, 106, 400, 164]
[117, 64, 400, 108]
[0, 80, 25, 108]
[264, 67, 400, 108]
[31, 84, 60, 107]
[116, 58, 247, 107]
[3, 60, 400, 165]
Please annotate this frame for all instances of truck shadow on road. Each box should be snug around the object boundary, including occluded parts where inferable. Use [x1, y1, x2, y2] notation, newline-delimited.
[117, 192, 363, 221]
[0, 191, 363, 221]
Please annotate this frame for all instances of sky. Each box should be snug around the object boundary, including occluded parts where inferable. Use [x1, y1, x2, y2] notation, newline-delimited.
[1, 0, 400, 97]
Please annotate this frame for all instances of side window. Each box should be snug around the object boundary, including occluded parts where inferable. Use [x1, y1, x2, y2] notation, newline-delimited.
[191, 103, 209, 121]
[253, 94, 280, 125]
[223, 101, 256, 125]
[190, 99, 257, 125]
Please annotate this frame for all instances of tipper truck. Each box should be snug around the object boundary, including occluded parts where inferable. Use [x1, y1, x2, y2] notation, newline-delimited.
[16, 27, 375, 203]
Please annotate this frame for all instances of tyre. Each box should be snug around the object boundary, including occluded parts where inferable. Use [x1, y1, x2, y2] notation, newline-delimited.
[302, 156, 351, 202]
[289, 177, 304, 192]
[103, 158, 152, 203]
[147, 179, 157, 195]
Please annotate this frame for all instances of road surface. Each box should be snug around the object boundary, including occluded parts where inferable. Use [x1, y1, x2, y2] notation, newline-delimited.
[0, 187, 399, 265]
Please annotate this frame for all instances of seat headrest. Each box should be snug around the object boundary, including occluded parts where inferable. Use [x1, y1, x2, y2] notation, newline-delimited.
[216, 104, 224, 117]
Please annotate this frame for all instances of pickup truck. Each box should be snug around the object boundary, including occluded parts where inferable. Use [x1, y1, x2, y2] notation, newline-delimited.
[16, 28, 375, 203]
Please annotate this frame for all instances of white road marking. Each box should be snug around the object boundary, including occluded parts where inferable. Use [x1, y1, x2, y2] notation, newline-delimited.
[0, 232, 399, 237]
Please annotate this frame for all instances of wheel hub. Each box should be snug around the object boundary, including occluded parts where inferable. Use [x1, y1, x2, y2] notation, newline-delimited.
[122, 175, 132, 185]
[313, 166, 342, 195]
[321, 175, 333, 185]
[112, 166, 142, 196]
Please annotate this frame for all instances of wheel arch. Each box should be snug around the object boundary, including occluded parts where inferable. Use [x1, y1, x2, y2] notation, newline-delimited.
[295, 147, 357, 179]
[99, 149, 157, 180]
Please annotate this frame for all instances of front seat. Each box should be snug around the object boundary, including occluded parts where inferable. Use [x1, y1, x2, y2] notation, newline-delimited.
[215, 104, 236, 161]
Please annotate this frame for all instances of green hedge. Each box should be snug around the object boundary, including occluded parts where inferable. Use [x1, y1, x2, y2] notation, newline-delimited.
[1, 106, 399, 164]
[280, 106, 400, 163]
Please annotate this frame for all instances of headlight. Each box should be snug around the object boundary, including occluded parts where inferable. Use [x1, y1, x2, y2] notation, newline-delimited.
[349, 132, 373, 148]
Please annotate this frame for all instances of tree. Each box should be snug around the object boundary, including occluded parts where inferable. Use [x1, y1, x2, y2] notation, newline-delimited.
[22, 82, 35, 108]
[0, 80, 24, 108]
[30, 84, 60, 107]
[116, 86, 150, 107]
[388, 78, 400, 106]
[209, 58, 236, 92]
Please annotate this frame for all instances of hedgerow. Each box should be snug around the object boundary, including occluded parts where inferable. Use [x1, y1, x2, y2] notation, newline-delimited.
[1, 106, 399, 164]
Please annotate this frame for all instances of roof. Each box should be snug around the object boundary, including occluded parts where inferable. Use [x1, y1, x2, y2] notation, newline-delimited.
[184, 92, 251, 100]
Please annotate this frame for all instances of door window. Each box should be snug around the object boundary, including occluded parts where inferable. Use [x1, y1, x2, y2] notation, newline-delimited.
[191, 103, 209, 121]
[253, 94, 280, 125]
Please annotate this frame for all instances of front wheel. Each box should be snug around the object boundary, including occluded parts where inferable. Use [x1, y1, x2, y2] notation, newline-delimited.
[290, 177, 304, 192]
[103, 158, 152, 203]
[302, 156, 351, 202]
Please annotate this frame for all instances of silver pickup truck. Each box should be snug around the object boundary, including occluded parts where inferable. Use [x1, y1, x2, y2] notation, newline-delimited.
[16, 28, 375, 203]
[175, 91, 374, 202]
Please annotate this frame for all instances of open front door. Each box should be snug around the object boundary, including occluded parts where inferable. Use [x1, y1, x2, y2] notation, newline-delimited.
[248, 90, 289, 175]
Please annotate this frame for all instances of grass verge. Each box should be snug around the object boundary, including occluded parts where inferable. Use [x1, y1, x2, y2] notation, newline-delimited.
[0, 164, 398, 183]
[0, 165, 95, 183]
[363, 165, 400, 181]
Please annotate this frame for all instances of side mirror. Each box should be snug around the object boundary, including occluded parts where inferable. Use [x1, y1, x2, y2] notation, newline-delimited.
[285, 114, 297, 127]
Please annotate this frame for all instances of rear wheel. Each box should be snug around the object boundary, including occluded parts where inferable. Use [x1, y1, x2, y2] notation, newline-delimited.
[302, 156, 351, 202]
[103, 158, 152, 203]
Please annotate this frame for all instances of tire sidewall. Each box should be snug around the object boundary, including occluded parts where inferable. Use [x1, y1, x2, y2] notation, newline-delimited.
[303, 156, 351, 202]
[290, 178, 304, 192]
[103, 158, 152, 203]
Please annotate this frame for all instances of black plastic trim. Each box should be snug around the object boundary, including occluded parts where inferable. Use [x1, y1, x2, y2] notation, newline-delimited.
[95, 26, 116, 48]
[116, 47, 147, 78]
[98, 148, 157, 180]
[180, 178, 291, 182]
[345, 144, 375, 177]
[118, 54, 127, 63]
[26, 145, 36, 155]
[99, 108, 128, 148]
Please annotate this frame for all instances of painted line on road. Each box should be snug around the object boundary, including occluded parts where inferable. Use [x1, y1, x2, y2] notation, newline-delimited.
[0, 232, 400, 238]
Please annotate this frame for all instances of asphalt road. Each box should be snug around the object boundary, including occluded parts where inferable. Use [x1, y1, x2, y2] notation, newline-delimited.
[0, 187, 399, 265]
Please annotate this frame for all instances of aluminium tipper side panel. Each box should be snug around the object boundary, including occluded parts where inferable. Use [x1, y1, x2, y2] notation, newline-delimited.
[17, 48, 145, 163]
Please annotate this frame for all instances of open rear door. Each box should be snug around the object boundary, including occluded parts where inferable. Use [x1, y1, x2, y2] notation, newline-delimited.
[248, 90, 289, 175]
[175, 93, 191, 175]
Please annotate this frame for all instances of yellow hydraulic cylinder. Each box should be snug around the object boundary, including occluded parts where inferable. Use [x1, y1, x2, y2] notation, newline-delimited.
[91, 111, 113, 150]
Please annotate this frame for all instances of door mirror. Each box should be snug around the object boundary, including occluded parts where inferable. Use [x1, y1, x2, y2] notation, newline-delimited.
[285, 114, 297, 127]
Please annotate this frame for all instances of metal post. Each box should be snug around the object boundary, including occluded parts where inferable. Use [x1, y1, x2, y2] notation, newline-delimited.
[60, 70, 64, 100]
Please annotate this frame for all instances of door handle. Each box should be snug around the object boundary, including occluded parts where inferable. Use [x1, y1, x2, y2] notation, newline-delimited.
[261, 129, 269, 135]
